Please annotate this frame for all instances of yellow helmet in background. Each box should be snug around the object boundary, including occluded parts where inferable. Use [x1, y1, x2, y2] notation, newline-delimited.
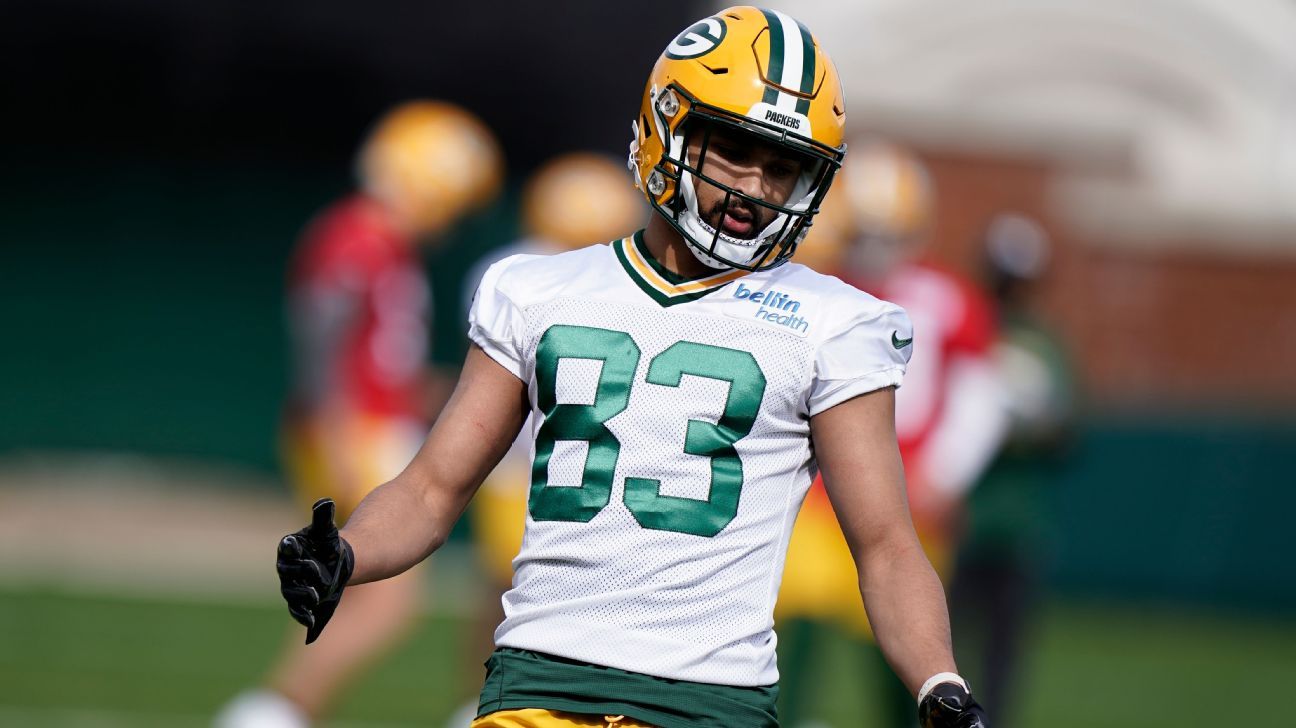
[792, 204, 850, 273]
[628, 6, 847, 271]
[831, 138, 935, 275]
[357, 100, 503, 236]
[838, 138, 934, 240]
[522, 153, 644, 250]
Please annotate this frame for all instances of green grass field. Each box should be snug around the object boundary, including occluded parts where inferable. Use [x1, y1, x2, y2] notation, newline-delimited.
[2, 585, 1292, 727]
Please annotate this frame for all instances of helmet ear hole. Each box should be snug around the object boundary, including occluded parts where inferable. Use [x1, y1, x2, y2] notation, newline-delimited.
[647, 171, 666, 196]
[657, 90, 681, 118]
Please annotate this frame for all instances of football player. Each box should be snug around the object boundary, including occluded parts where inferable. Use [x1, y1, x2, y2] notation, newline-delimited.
[778, 139, 1007, 727]
[216, 101, 503, 728]
[274, 8, 986, 728]
[950, 212, 1072, 725]
[838, 140, 1007, 575]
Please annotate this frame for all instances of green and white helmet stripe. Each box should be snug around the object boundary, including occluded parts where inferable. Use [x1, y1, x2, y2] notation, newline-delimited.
[759, 8, 816, 115]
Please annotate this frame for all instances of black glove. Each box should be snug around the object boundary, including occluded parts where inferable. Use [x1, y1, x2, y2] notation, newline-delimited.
[919, 680, 988, 728]
[276, 498, 354, 644]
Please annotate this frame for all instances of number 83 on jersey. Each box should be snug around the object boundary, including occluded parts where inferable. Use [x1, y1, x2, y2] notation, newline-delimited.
[529, 324, 767, 538]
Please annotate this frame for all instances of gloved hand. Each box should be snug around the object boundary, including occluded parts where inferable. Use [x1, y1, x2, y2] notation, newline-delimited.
[919, 680, 988, 728]
[276, 498, 354, 644]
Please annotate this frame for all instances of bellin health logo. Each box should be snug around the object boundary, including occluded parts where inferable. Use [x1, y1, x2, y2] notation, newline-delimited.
[733, 282, 809, 333]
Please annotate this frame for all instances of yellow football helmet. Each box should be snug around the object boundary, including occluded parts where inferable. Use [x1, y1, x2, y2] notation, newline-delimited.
[522, 153, 644, 250]
[792, 214, 849, 273]
[356, 100, 503, 236]
[628, 6, 846, 271]
[838, 138, 933, 239]
[832, 138, 935, 276]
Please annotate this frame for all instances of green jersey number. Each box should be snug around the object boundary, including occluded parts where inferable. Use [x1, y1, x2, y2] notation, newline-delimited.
[529, 324, 767, 537]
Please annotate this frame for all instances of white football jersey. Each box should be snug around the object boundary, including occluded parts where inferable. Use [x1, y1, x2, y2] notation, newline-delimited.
[468, 232, 912, 687]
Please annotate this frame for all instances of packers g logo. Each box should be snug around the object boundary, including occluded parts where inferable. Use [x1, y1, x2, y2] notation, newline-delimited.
[665, 17, 727, 60]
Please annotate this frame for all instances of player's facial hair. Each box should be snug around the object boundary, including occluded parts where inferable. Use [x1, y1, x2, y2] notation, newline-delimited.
[705, 196, 764, 240]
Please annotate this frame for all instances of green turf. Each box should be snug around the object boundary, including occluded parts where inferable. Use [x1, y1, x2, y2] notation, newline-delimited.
[0, 586, 472, 726]
[790, 601, 1296, 728]
[1, 586, 1292, 727]
[1012, 602, 1296, 728]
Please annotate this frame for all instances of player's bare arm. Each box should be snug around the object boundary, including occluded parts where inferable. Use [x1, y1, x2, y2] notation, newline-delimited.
[341, 344, 529, 585]
[276, 345, 527, 642]
[811, 386, 956, 694]
[814, 387, 987, 725]
[812, 386, 986, 726]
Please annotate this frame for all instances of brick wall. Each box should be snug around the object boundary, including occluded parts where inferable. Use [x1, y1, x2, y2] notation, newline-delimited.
[916, 150, 1296, 411]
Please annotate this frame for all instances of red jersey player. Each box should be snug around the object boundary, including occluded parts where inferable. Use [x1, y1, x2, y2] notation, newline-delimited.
[218, 100, 503, 728]
[282, 194, 431, 510]
[777, 140, 1006, 727]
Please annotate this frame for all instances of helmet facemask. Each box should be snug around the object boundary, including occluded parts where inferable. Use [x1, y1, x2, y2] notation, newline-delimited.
[643, 85, 842, 272]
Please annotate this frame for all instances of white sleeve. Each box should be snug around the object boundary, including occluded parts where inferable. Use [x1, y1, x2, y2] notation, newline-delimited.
[467, 257, 527, 380]
[807, 302, 914, 416]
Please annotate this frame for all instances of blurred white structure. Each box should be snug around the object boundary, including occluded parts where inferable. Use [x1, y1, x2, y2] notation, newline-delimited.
[755, 0, 1296, 253]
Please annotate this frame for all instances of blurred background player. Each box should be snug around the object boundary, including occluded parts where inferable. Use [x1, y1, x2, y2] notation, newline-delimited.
[443, 152, 643, 727]
[216, 100, 503, 728]
[460, 152, 644, 319]
[950, 212, 1075, 727]
[776, 139, 1008, 727]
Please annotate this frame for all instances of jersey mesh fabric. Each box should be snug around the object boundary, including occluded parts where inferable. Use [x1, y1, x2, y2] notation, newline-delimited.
[469, 242, 911, 686]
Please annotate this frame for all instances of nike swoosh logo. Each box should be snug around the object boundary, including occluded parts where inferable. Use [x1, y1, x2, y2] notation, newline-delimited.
[892, 332, 913, 349]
